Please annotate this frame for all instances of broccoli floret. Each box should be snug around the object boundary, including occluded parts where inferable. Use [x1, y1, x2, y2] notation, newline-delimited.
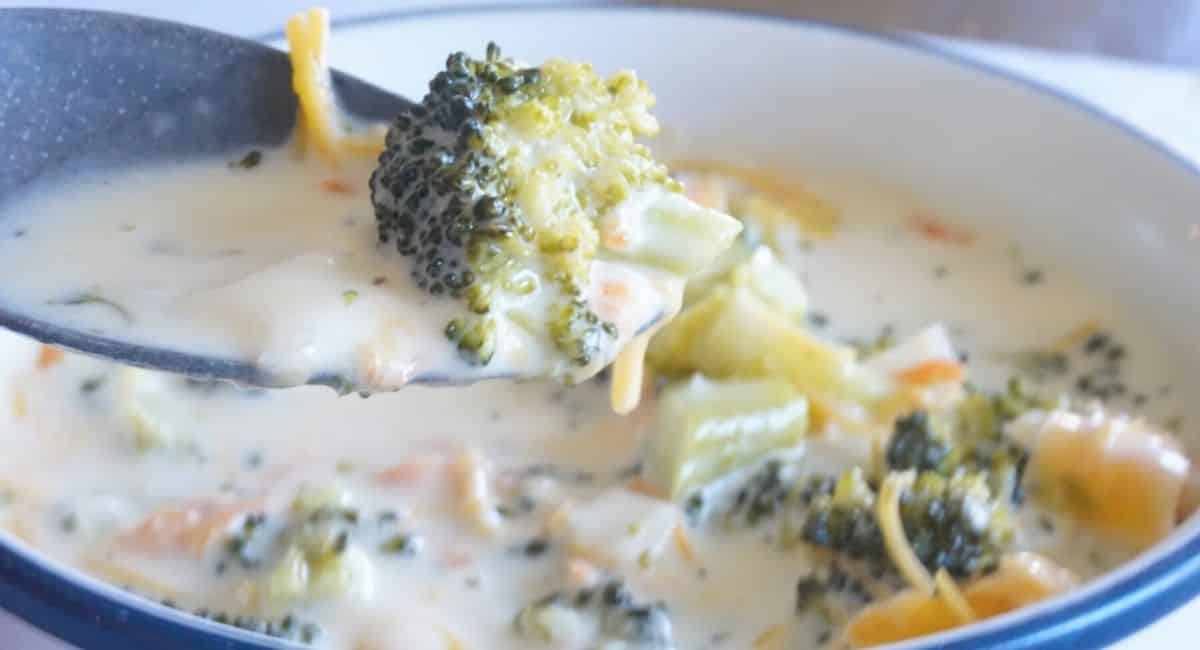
[721, 458, 799, 527]
[896, 395, 1035, 505]
[371, 44, 740, 377]
[899, 470, 1013, 577]
[799, 468, 885, 562]
[885, 411, 950, 473]
[514, 577, 674, 648]
[799, 468, 1011, 578]
[704, 457, 1011, 579]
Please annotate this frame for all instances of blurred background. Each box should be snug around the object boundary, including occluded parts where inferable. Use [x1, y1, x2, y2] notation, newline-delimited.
[0, 0, 1197, 64]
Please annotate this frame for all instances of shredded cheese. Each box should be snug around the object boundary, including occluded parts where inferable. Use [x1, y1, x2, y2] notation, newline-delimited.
[934, 568, 976, 624]
[752, 623, 787, 648]
[877, 470, 934, 594]
[285, 8, 341, 167]
[448, 447, 502, 537]
[609, 333, 650, 414]
[672, 524, 698, 564]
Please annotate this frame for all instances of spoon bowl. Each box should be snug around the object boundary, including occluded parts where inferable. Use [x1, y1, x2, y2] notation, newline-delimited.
[0, 9, 426, 388]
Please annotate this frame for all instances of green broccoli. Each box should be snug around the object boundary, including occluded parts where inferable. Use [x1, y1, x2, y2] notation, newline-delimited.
[891, 387, 1041, 505]
[884, 411, 950, 474]
[371, 44, 741, 379]
[514, 577, 674, 648]
[798, 467, 1012, 578]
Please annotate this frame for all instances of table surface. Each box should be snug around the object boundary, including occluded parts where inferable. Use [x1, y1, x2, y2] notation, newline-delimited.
[0, 2, 1197, 648]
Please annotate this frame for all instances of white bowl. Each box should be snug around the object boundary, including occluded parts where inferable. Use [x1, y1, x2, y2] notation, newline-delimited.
[1, 5, 1198, 650]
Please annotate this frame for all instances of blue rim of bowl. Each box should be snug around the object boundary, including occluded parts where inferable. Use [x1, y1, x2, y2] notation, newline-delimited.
[2, 3, 1199, 650]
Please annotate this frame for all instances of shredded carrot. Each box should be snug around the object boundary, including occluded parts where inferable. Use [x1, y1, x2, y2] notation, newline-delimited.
[119, 498, 262, 557]
[441, 547, 474, 569]
[374, 453, 441, 485]
[896, 359, 966, 385]
[672, 524, 698, 564]
[1052, 320, 1102, 353]
[600, 225, 630, 251]
[565, 557, 600, 589]
[910, 211, 974, 245]
[35, 345, 64, 370]
[321, 177, 356, 195]
[683, 173, 730, 211]
[626, 476, 666, 499]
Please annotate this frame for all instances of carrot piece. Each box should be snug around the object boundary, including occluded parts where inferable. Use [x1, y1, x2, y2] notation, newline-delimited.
[565, 557, 600, 590]
[896, 359, 966, 385]
[626, 476, 666, 500]
[673, 524, 698, 564]
[910, 211, 974, 245]
[321, 177, 356, 195]
[119, 498, 262, 557]
[374, 454, 440, 485]
[441, 547, 474, 569]
[36, 345, 64, 370]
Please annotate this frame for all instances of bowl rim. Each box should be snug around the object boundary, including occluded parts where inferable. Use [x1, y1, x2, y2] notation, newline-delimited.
[2, 3, 1199, 650]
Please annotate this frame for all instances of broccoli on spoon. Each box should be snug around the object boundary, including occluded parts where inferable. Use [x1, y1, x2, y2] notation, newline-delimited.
[365, 43, 742, 403]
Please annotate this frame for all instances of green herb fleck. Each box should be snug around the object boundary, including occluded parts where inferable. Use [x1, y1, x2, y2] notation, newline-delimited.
[1021, 269, 1044, 286]
[230, 150, 263, 169]
[380, 534, 420, 555]
[342, 290, 360, 306]
[79, 376, 106, 394]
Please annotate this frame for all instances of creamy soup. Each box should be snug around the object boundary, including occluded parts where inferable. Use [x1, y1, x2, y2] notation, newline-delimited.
[0, 153, 683, 390]
[0, 154, 1192, 649]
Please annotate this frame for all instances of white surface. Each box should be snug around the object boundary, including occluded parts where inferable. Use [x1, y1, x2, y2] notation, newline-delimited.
[1, 2, 1198, 648]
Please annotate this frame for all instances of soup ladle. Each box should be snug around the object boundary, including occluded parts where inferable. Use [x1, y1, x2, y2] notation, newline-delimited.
[0, 9, 664, 390]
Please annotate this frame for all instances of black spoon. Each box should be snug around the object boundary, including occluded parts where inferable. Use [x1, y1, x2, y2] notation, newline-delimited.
[0, 8, 418, 389]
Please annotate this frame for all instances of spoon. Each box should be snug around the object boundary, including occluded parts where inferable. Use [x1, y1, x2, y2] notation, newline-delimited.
[0, 9, 665, 391]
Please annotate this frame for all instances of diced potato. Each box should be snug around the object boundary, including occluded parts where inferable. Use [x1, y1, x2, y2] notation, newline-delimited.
[118, 367, 193, 451]
[597, 190, 743, 275]
[730, 246, 807, 321]
[1009, 406, 1190, 549]
[649, 287, 889, 425]
[646, 375, 808, 498]
[449, 447, 502, 537]
[549, 488, 680, 571]
[308, 545, 375, 602]
[845, 552, 1076, 647]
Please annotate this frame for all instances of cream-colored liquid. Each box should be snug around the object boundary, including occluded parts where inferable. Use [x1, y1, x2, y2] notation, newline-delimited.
[0, 157, 1190, 649]
[0, 152, 675, 389]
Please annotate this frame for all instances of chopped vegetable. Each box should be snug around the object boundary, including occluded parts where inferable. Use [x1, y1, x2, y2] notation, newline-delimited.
[645, 375, 809, 498]
[1009, 405, 1190, 549]
[844, 553, 1076, 647]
